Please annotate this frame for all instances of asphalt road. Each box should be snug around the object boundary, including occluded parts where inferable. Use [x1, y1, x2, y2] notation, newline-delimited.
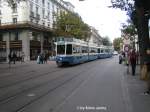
[0, 56, 132, 112]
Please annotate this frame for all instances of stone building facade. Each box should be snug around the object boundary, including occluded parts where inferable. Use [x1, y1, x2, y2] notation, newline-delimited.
[0, 0, 74, 61]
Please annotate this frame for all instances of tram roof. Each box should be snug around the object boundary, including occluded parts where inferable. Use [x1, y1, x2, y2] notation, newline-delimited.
[55, 38, 88, 46]
[55, 37, 113, 49]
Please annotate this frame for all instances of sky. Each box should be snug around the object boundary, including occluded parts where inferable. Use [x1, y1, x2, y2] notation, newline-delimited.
[64, 0, 128, 42]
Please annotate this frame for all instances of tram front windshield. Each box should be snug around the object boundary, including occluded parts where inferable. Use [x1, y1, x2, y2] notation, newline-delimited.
[57, 44, 72, 55]
[57, 45, 65, 55]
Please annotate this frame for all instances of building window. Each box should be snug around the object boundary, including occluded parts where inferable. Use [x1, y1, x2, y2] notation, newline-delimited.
[0, 19, 1, 25]
[0, 10, 1, 15]
[42, 9, 45, 18]
[36, 6, 38, 14]
[30, 18, 33, 22]
[36, 0, 39, 3]
[13, 18, 17, 24]
[42, 0, 45, 6]
[48, 2, 50, 9]
[36, 20, 38, 24]
[0, 0, 1, 6]
[48, 12, 50, 21]
[43, 22, 45, 26]
[12, 3, 17, 13]
[30, 3, 33, 12]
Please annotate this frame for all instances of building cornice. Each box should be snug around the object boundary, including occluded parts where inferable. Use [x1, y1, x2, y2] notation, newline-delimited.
[0, 21, 53, 33]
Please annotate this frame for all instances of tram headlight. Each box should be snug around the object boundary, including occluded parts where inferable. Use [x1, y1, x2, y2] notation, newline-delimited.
[59, 57, 63, 61]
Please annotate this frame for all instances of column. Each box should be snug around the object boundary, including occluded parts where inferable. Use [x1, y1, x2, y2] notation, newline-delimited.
[40, 33, 44, 54]
[4, 32, 10, 62]
[20, 30, 30, 61]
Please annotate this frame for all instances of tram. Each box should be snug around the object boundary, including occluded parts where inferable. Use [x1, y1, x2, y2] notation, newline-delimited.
[55, 38, 113, 67]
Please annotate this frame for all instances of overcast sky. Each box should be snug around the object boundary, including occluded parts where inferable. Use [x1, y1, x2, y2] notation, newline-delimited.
[64, 0, 128, 42]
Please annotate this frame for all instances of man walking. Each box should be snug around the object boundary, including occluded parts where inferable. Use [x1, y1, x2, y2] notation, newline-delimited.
[12, 52, 17, 64]
[129, 49, 137, 76]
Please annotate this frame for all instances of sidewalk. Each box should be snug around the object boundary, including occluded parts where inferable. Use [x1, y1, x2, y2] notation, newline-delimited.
[124, 65, 150, 112]
[0, 60, 56, 70]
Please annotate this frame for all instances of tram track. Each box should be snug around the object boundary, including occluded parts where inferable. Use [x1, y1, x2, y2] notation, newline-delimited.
[0, 62, 55, 78]
[0, 61, 96, 105]
[0, 67, 61, 89]
[0, 68, 64, 102]
[0, 61, 97, 112]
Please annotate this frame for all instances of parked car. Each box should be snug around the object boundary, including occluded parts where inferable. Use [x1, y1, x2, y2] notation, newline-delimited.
[113, 51, 118, 55]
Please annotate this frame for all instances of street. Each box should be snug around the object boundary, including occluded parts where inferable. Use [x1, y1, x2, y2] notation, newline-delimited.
[0, 56, 149, 112]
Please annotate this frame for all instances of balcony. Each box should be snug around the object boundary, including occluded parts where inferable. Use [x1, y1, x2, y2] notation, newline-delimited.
[10, 40, 22, 48]
[0, 41, 6, 49]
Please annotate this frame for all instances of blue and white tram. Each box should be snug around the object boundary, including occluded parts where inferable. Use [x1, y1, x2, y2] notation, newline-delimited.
[55, 38, 113, 67]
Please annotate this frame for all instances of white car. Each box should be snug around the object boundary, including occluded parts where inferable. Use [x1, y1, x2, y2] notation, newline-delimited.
[113, 51, 118, 55]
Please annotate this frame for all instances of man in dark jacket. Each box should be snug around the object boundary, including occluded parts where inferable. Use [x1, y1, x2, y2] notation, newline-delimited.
[12, 52, 17, 64]
[129, 49, 137, 76]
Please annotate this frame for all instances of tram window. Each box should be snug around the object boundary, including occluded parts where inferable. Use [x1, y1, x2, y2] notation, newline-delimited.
[66, 44, 72, 54]
[90, 48, 96, 53]
[82, 46, 87, 53]
[57, 45, 65, 55]
[98, 48, 100, 53]
[101, 49, 104, 53]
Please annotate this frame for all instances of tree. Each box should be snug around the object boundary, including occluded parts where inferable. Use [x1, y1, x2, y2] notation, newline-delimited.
[121, 22, 137, 48]
[54, 12, 91, 40]
[111, 0, 150, 84]
[102, 36, 111, 46]
[110, 0, 150, 65]
[113, 37, 123, 51]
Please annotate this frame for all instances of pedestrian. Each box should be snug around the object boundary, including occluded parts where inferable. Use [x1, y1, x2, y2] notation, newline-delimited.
[12, 52, 17, 64]
[44, 53, 49, 64]
[37, 55, 40, 64]
[129, 49, 137, 76]
[40, 54, 44, 64]
[146, 77, 150, 95]
[21, 52, 25, 63]
[119, 53, 123, 64]
[8, 52, 12, 65]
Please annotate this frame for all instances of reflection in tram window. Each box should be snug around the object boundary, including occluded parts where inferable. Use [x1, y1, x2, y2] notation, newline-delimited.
[66, 44, 72, 55]
[57, 45, 65, 55]
[82, 46, 88, 53]
[72, 45, 81, 54]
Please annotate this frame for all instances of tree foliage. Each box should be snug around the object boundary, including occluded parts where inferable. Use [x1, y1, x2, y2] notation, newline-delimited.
[110, 0, 135, 16]
[102, 36, 111, 46]
[54, 12, 91, 40]
[113, 37, 123, 51]
[121, 22, 137, 40]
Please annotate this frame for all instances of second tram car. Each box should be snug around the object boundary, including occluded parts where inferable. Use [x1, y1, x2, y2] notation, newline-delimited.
[55, 38, 113, 67]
